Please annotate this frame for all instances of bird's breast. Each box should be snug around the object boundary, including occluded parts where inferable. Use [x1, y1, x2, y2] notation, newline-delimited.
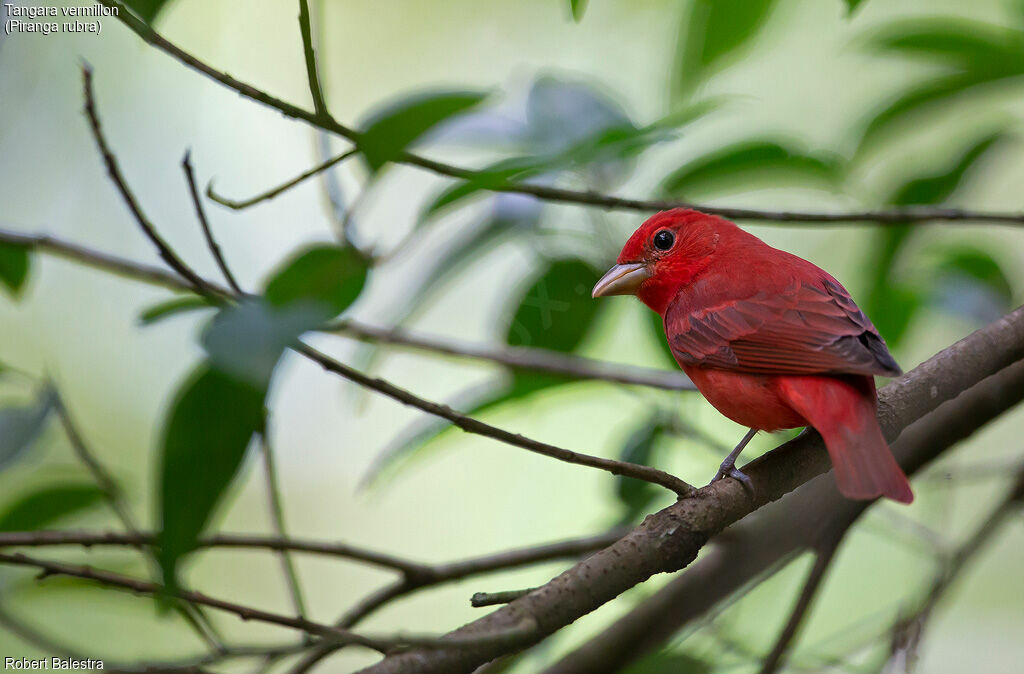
[682, 366, 807, 431]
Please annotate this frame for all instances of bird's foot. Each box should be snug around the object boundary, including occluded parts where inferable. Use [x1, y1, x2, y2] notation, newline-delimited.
[710, 462, 753, 492]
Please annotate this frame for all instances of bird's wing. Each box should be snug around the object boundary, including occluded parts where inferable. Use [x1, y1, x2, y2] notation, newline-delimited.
[667, 279, 902, 377]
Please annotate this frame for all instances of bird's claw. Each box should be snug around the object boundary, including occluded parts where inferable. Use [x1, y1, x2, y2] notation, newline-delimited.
[710, 464, 754, 492]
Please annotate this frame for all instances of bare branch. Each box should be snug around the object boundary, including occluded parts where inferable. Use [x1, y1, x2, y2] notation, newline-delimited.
[260, 434, 309, 621]
[297, 0, 329, 117]
[81, 66, 217, 297]
[182, 152, 242, 293]
[472, 588, 536, 608]
[96, 0, 1024, 227]
[327, 319, 696, 391]
[358, 305, 1024, 673]
[206, 149, 358, 210]
[298, 341, 695, 496]
[0, 551, 538, 652]
[758, 536, 844, 674]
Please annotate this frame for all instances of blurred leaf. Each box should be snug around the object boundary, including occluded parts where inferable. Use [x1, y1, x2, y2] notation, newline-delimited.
[158, 365, 265, 590]
[0, 389, 55, 472]
[569, 0, 587, 22]
[662, 140, 839, 196]
[887, 132, 1005, 206]
[506, 259, 601, 351]
[202, 299, 323, 388]
[423, 157, 546, 219]
[359, 90, 488, 174]
[0, 242, 29, 298]
[845, 0, 867, 16]
[624, 649, 712, 674]
[930, 247, 1013, 323]
[674, 0, 778, 98]
[123, 0, 174, 24]
[264, 244, 368, 321]
[615, 420, 662, 522]
[867, 20, 1021, 72]
[0, 484, 105, 531]
[139, 296, 216, 326]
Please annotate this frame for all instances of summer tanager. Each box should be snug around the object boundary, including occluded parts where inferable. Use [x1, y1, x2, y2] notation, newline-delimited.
[593, 209, 913, 504]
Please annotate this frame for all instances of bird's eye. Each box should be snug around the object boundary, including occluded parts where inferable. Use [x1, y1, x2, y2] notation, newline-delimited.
[653, 230, 674, 251]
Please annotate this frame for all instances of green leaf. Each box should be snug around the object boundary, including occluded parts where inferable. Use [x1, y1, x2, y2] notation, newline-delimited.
[624, 650, 712, 674]
[615, 420, 662, 522]
[0, 484, 105, 531]
[662, 140, 839, 196]
[264, 244, 368, 321]
[929, 247, 1014, 323]
[423, 157, 546, 219]
[569, 0, 587, 22]
[866, 21, 1021, 72]
[202, 299, 323, 389]
[0, 389, 55, 471]
[505, 259, 602, 352]
[139, 296, 216, 326]
[122, 0, 174, 23]
[158, 366, 265, 589]
[673, 0, 778, 99]
[359, 90, 488, 174]
[845, 0, 867, 16]
[886, 132, 1005, 206]
[0, 242, 30, 298]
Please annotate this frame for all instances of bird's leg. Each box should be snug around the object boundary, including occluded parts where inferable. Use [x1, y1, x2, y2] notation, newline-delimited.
[711, 428, 758, 490]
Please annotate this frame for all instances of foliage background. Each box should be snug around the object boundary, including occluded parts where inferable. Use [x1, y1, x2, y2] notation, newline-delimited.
[0, 0, 1022, 671]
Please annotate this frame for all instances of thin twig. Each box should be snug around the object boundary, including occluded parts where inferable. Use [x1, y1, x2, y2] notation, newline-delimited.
[471, 588, 536, 608]
[0, 551, 538, 652]
[182, 152, 242, 293]
[260, 434, 309, 621]
[52, 390, 227, 653]
[328, 320, 695, 391]
[97, 0, 1024, 227]
[297, 0, 329, 117]
[81, 66, 216, 297]
[298, 341, 694, 496]
[206, 149, 358, 210]
[107, 643, 313, 674]
[758, 536, 845, 674]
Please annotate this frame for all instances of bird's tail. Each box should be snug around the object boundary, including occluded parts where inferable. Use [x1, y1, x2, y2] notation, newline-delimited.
[776, 376, 913, 504]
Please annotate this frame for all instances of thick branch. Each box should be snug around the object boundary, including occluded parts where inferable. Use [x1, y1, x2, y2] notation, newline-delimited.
[97, 0, 1024, 227]
[359, 304, 1024, 674]
[545, 357, 1024, 674]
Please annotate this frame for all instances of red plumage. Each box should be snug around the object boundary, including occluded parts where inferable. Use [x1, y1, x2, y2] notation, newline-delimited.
[595, 209, 913, 504]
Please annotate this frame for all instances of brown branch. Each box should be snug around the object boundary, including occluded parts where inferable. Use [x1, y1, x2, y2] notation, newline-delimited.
[81, 66, 216, 297]
[757, 535, 844, 674]
[96, 0, 1024, 227]
[0, 551, 539, 652]
[887, 465, 1024, 670]
[259, 435, 309, 621]
[298, 341, 694, 496]
[207, 149, 357, 210]
[544, 357, 1024, 674]
[358, 304, 1024, 674]
[297, 0, 329, 117]
[182, 152, 242, 293]
[472, 588, 536, 608]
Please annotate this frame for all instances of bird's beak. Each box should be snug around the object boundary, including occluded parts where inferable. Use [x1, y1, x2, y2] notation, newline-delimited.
[592, 262, 651, 298]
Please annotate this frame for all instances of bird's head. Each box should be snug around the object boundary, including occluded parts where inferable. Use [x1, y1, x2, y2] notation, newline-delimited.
[592, 209, 736, 315]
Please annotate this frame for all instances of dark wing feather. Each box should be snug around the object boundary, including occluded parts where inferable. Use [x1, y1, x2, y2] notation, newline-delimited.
[668, 279, 902, 377]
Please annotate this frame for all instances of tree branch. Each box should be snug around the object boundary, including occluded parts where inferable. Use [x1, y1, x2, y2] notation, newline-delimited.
[357, 304, 1024, 673]
[206, 149, 358, 210]
[298, 342, 695, 496]
[544, 357, 1024, 674]
[0, 551, 539, 652]
[81, 66, 217, 298]
[182, 152, 242, 293]
[259, 434, 309, 621]
[96, 0, 1024, 227]
[326, 319, 696, 391]
[297, 0, 329, 118]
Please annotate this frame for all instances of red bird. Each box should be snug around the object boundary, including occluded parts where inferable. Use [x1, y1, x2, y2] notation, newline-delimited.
[593, 209, 913, 503]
